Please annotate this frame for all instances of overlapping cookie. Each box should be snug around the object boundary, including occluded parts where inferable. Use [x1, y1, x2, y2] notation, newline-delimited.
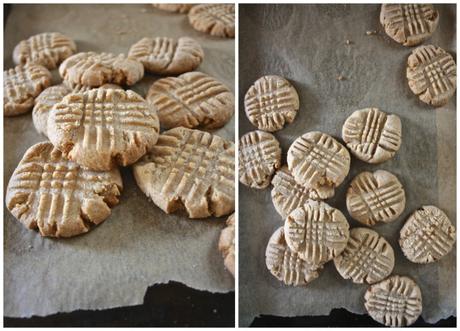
[5, 142, 122, 238]
[133, 127, 234, 218]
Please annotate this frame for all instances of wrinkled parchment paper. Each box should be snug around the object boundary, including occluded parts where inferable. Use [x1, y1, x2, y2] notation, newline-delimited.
[239, 4, 456, 326]
[4, 4, 234, 318]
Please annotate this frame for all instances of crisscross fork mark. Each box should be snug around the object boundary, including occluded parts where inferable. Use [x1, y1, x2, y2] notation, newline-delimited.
[410, 210, 455, 261]
[342, 234, 391, 281]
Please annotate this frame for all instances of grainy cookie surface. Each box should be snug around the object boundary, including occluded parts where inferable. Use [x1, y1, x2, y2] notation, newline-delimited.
[219, 213, 235, 277]
[5, 142, 122, 238]
[128, 37, 204, 75]
[334, 227, 394, 284]
[188, 4, 235, 38]
[365, 275, 422, 327]
[48, 88, 159, 171]
[400, 206, 456, 264]
[33, 83, 121, 137]
[239, 130, 281, 189]
[244, 75, 299, 132]
[13, 32, 76, 69]
[380, 4, 439, 46]
[266, 227, 323, 286]
[59, 52, 144, 87]
[287, 131, 350, 192]
[407, 45, 457, 106]
[152, 3, 195, 13]
[4, 64, 52, 117]
[147, 71, 234, 129]
[271, 166, 335, 219]
[284, 200, 349, 265]
[342, 108, 402, 164]
[133, 127, 235, 218]
[346, 170, 405, 226]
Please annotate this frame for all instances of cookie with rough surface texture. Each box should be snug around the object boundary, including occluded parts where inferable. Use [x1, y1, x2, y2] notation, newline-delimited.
[334, 228, 394, 284]
[146, 71, 234, 129]
[287, 131, 350, 193]
[128, 37, 204, 75]
[271, 166, 335, 219]
[380, 4, 439, 46]
[400, 206, 456, 264]
[239, 130, 281, 189]
[346, 170, 405, 226]
[133, 127, 234, 218]
[245, 75, 299, 132]
[13, 32, 76, 69]
[6, 142, 122, 238]
[152, 3, 194, 13]
[365, 275, 422, 327]
[188, 4, 235, 38]
[266, 227, 323, 286]
[4, 64, 52, 117]
[219, 213, 235, 277]
[48, 88, 159, 171]
[59, 52, 144, 87]
[33, 83, 121, 137]
[407, 45, 456, 107]
[284, 200, 349, 265]
[342, 108, 402, 164]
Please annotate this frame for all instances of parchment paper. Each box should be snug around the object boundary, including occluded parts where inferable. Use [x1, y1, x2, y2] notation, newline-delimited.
[239, 4, 456, 326]
[4, 4, 234, 318]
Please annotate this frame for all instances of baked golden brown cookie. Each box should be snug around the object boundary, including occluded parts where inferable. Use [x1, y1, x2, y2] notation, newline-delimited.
[5, 142, 122, 238]
[219, 213, 235, 277]
[133, 127, 235, 218]
[188, 4, 235, 38]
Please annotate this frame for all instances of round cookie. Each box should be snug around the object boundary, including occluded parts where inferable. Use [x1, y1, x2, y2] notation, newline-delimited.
[287, 131, 350, 192]
[33, 83, 121, 137]
[4, 64, 52, 117]
[239, 130, 281, 189]
[334, 227, 394, 284]
[5, 142, 122, 238]
[365, 275, 422, 327]
[146, 71, 234, 129]
[342, 108, 402, 164]
[128, 37, 204, 75]
[132, 127, 234, 219]
[48, 88, 159, 171]
[400, 205, 456, 264]
[244, 75, 299, 132]
[346, 170, 405, 226]
[271, 166, 335, 219]
[59, 52, 144, 87]
[152, 3, 194, 13]
[380, 4, 439, 47]
[284, 200, 349, 265]
[218, 213, 235, 277]
[266, 227, 323, 287]
[407, 45, 457, 107]
[188, 4, 235, 38]
[13, 32, 76, 69]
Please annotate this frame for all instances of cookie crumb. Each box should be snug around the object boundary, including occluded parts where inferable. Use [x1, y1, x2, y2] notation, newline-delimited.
[366, 30, 377, 35]
[336, 75, 346, 81]
[345, 39, 352, 45]
[213, 309, 218, 314]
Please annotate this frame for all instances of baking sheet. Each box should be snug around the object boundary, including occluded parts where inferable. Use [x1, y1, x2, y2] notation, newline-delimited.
[238, 4, 456, 326]
[3, 4, 235, 318]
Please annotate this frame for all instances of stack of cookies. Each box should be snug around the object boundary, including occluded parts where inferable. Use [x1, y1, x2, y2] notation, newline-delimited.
[4, 17, 236, 281]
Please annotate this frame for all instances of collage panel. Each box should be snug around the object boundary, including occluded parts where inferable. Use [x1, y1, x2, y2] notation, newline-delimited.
[3, 3, 235, 327]
[238, 3, 456, 327]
